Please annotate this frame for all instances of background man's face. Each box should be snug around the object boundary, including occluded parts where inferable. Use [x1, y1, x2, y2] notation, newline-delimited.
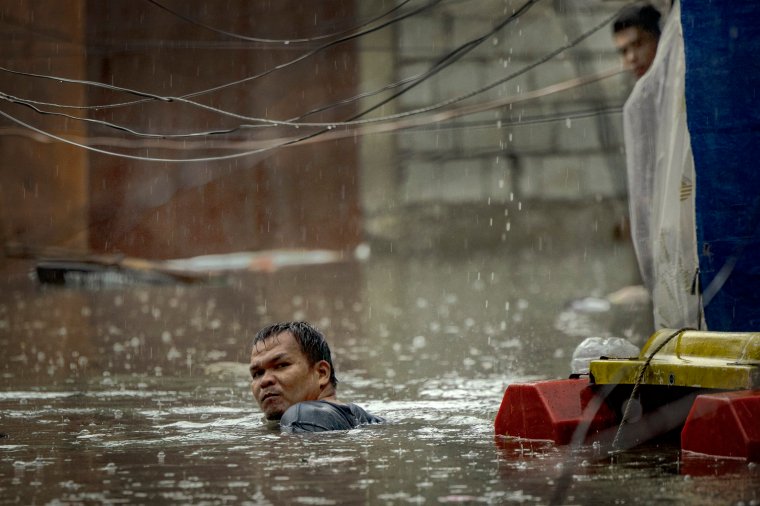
[614, 26, 659, 79]
[249, 332, 322, 420]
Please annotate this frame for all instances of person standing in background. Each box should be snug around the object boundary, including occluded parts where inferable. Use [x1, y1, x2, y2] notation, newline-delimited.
[612, 3, 662, 80]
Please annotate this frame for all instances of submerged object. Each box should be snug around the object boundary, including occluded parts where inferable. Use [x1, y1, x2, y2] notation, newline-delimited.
[570, 336, 640, 375]
[493, 378, 616, 445]
[11, 242, 347, 288]
[495, 329, 760, 461]
[589, 329, 760, 390]
[681, 390, 760, 461]
[35, 260, 180, 287]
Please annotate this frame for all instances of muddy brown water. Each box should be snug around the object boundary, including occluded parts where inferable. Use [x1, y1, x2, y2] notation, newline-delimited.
[1, 250, 757, 504]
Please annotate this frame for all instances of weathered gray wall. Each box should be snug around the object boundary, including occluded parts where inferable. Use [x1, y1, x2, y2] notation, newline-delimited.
[359, 0, 640, 251]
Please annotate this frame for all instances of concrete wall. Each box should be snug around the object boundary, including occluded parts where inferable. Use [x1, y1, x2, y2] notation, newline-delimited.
[358, 0, 640, 249]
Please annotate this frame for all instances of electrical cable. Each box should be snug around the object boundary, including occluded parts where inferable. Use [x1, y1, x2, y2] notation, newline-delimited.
[0, 105, 623, 150]
[610, 327, 695, 451]
[193, 0, 540, 154]
[403, 105, 623, 133]
[0, 65, 171, 104]
[0, 0, 623, 131]
[0, 91, 250, 138]
[0, 108, 277, 163]
[288, 0, 540, 122]
[0, 0, 444, 111]
[0, 0, 538, 137]
[200, 0, 620, 128]
[145, 0, 413, 45]
[0, 0, 532, 129]
[0, 1, 628, 159]
[340, 4, 629, 126]
[0, 0, 620, 134]
[80, 0, 443, 109]
[0, 0, 567, 141]
[2, 93, 622, 142]
[0, 67, 621, 161]
[335, 0, 539, 123]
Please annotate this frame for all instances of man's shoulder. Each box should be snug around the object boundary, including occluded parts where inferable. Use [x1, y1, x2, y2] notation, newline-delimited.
[280, 400, 384, 433]
[342, 402, 385, 426]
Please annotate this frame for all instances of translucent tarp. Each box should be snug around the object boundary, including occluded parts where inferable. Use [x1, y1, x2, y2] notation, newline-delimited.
[622, 1, 703, 329]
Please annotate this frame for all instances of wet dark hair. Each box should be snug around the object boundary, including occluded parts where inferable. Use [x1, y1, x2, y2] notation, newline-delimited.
[612, 3, 662, 38]
[252, 321, 338, 387]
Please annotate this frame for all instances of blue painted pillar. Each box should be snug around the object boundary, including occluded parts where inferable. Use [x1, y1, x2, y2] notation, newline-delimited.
[682, 1, 760, 330]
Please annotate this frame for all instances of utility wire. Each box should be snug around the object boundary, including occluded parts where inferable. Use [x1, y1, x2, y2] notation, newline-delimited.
[0, 91, 248, 138]
[400, 105, 623, 133]
[3, 92, 622, 141]
[213, 0, 540, 157]
[0, 0, 538, 138]
[0, 2, 627, 158]
[335, 0, 539, 123]
[0, 67, 621, 162]
[0, 105, 624, 150]
[0, 0, 537, 137]
[610, 328, 694, 451]
[0, 0, 444, 112]
[0, 66, 171, 104]
[0, 108, 272, 163]
[193, 1, 622, 128]
[145, 0, 413, 45]
[170, 0, 430, 102]
[0, 0, 520, 125]
[0, 0, 622, 137]
[0, 0, 539, 127]
[339, 4, 628, 126]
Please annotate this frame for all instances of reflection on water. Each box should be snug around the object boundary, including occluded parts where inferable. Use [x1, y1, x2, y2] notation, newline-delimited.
[1, 249, 757, 504]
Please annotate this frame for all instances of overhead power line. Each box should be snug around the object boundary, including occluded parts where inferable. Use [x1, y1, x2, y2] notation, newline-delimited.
[0, 1, 628, 161]
[0, 67, 622, 162]
[0, 0, 539, 137]
[145, 0, 413, 45]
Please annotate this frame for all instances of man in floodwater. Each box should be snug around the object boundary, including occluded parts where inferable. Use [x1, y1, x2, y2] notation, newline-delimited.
[612, 3, 661, 79]
[249, 321, 384, 432]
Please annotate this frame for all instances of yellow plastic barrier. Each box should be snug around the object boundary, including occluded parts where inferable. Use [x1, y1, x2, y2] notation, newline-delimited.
[589, 329, 760, 390]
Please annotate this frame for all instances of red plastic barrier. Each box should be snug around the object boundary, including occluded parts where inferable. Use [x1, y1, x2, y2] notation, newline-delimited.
[681, 389, 760, 461]
[494, 378, 616, 444]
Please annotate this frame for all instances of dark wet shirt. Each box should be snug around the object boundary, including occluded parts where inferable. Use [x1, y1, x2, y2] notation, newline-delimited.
[279, 400, 385, 433]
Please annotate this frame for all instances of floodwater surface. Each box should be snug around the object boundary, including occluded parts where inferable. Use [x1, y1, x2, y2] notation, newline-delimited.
[1, 249, 757, 504]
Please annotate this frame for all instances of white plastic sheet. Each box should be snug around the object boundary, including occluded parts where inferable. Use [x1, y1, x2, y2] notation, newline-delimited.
[570, 336, 641, 375]
[622, 1, 703, 329]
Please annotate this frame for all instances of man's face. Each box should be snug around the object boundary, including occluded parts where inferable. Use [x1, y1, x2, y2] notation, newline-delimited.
[249, 331, 324, 420]
[614, 27, 659, 79]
